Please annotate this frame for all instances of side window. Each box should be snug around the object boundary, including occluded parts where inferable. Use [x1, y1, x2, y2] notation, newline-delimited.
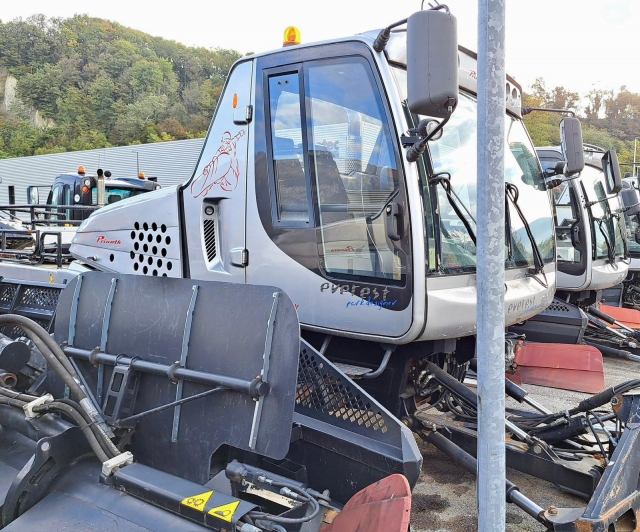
[63, 185, 72, 220]
[49, 184, 64, 220]
[306, 57, 404, 281]
[267, 71, 310, 224]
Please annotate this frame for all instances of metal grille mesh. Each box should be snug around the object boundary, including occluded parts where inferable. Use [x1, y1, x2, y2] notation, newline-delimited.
[296, 347, 387, 433]
[548, 301, 570, 313]
[19, 287, 60, 309]
[203, 219, 217, 262]
[1, 318, 51, 339]
[0, 284, 17, 308]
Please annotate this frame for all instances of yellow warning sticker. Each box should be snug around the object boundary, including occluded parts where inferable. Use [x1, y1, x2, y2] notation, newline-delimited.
[208, 500, 240, 522]
[181, 491, 214, 512]
[49, 273, 55, 284]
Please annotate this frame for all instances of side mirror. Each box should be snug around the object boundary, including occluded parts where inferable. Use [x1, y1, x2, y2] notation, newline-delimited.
[602, 150, 622, 194]
[560, 117, 584, 176]
[621, 185, 640, 216]
[27, 186, 39, 205]
[407, 9, 458, 118]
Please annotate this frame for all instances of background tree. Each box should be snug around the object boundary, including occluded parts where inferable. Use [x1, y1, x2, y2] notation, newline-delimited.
[0, 14, 242, 157]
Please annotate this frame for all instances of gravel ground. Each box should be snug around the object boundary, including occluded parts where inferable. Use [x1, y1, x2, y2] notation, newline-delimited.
[410, 355, 639, 532]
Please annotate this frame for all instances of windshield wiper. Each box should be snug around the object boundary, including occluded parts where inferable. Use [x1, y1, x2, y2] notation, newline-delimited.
[593, 217, 617, 265]
[429, 173, 477, 245]
[505, 183, 548, 288]
[581, 184, 622, 263]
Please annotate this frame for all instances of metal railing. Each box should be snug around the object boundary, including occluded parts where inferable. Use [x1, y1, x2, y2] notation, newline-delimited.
[0, 204, 100, 230]
[0, 229, 70, 268]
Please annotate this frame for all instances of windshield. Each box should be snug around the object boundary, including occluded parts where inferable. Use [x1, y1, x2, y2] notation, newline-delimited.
[91, 187, 146, 206]
[580, 165, 626, 261]
[421, 91, 554, 274]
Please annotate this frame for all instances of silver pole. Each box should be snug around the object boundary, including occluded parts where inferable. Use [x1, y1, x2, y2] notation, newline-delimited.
[477, 0, 506, 530]
[634, 137, 638, 177]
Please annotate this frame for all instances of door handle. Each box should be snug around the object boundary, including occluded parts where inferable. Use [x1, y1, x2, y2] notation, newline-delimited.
[570, 221, 581, 246]
[385, 202, 403, 241]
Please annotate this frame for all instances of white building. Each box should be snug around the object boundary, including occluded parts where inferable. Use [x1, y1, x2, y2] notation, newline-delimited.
[0, 138, 205, 205]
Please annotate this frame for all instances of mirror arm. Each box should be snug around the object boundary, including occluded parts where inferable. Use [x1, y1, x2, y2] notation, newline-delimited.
[521, 107, 576, 117]
[374, 3, 450, 52]
[406, 105, 454, 163]
[373, 18, 408, 52]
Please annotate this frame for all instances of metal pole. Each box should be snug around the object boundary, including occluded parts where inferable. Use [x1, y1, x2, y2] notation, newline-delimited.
[477, 0, 506, 530]
[634, 137, 639, 177]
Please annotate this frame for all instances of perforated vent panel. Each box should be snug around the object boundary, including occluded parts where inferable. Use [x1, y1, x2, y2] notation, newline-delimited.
[203, 219, 217, 262]
[296, 347, 388, 433]
[129, 221, 175, 276]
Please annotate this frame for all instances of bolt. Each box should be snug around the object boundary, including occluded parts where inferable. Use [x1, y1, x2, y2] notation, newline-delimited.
[611, 396, 620, 406]
[41, 441, 50, 452]
[386, 206, 392, 213]
[548, 506, 558, 516]
[533, 445, 542, 454]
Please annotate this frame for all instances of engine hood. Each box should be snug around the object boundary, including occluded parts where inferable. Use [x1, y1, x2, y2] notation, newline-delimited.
[70, 186, 183, 277]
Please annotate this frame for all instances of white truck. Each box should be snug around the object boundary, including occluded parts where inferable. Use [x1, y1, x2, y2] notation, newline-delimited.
[1, 7, 639, 532]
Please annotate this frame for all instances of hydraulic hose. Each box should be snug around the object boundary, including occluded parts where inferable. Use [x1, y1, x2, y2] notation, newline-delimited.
[422, 431, 551, 527]
[0, 394, 28, 409]
[248, 481, 321, 525]
[583, 339, 640, 362]
[0, 388, 116, 460]
[570, 380, 640, 415]
[0, 314, 119, 458]
[425, 361, 477, 408]
[34, 401, 110, 463]
[0, 315, 85, 401]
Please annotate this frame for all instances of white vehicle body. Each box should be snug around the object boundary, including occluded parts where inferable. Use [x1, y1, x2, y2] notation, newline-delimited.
[69, 33, 556, 345]
[538, 147, 628, 295]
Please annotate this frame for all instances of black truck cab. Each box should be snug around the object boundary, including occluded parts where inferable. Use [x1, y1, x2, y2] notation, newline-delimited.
[30, 167, 162, 222]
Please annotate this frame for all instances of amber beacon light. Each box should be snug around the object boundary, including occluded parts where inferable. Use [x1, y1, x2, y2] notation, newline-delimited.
[283, 26, 301, 46]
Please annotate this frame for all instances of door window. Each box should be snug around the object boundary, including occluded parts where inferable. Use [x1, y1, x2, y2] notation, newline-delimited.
[267, 71, 310, 224]
[265, 56, 407, 283]
[306, 58, 404, 281]
[552, 182, 581, 264]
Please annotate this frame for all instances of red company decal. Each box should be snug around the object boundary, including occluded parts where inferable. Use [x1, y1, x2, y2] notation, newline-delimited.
[329, 246, 355, 253]
[190, 130, 246, 197]
[469, 70, 477, 80]
[96, 235, 121, 245]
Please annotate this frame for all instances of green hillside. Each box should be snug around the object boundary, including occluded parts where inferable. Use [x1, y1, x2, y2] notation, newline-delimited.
[522, 78, 639, 171]
[0, 14, 241, 157]
[0, 15, 637, 170]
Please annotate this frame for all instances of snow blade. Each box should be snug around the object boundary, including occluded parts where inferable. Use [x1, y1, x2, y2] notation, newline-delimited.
[321, 474, 411, 532]
[513, 342, 604, 393]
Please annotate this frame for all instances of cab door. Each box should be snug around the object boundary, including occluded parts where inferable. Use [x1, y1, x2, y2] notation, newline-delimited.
[246, 44, 414, 339]
[554, 181, 588, 289]
[181, 60, 254, 284]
